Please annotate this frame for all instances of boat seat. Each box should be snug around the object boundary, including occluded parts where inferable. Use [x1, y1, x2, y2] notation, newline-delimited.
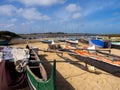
[30, 56, 35, 58]
[30, 52, 35, 55]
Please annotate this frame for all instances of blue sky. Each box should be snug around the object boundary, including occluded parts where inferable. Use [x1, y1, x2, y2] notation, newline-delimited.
[0, 0, 120, 34]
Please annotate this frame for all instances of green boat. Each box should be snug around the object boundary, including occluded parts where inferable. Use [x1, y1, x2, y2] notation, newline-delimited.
[26, 46, 56, 90]
[111, 42, 120, 49]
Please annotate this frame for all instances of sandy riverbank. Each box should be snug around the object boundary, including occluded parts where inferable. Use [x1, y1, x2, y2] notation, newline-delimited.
[11, 41, 120, 90]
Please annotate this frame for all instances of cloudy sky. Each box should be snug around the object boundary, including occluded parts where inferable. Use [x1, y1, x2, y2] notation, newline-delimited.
[0, 0, 120, 34]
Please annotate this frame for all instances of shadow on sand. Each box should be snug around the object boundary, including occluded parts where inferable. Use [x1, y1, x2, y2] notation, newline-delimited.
[39, 54, 75, 90]
[57, 53, 103, 75]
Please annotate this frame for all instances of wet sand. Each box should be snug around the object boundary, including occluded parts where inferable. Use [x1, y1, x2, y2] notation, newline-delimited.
[11, 41, 120, 90]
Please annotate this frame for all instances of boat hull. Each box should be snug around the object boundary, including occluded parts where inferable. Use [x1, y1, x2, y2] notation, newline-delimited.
[66, 40, 78, 44]
[0, 40, 9, 45]
[27, 62, 56, 90]
[111, 44, 120, 49]
[40, 40, 53, 44]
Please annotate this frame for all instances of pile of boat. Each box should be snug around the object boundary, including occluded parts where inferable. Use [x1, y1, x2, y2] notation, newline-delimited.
[0, 45, 56, 90]
[65, 44, 120, 76]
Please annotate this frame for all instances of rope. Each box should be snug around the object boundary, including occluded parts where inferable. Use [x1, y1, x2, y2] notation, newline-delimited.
[15, 59, 28, 73]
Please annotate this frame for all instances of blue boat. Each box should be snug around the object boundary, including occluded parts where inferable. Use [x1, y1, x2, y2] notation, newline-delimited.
[89, 39, 105, 48]
[0, 40, 9, 45]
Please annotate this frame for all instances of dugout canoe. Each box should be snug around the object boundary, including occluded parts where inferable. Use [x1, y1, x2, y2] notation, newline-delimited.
[26, 45, 56, 90]
[66, 45, 120, 76]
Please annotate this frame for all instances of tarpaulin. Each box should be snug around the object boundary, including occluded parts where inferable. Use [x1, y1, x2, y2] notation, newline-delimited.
[0, 60, 28, 90]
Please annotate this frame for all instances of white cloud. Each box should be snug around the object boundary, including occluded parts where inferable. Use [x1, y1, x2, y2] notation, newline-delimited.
[66, 4, 82, 12]
[0, 4, 50, 21]
[0, 5, 16, 16]
[11, 18, 17, 22]
[72, 13, 81, 19]
[63, 4, 82, 20]
[0, 24, 4, 28]
[17, 8, 50, 20]
[0, 23, 14, 29]
[21, 21, 34, 26]
[18, 0, 66, 6]
[5, 24, 15, 28]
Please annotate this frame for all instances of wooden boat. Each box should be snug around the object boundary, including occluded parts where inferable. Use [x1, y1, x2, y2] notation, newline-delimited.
[58, 38, 66, 42]
[26, 45, 56, 90]
[66, 39, 78, 45]
[111, 42, 120, 49]
[40, 39, 54, 44]
[0, 40, 9, 45]
[66, 45, 120, 76]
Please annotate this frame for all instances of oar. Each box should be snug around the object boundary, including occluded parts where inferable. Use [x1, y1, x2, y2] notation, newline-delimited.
[38, 48, 71, 54]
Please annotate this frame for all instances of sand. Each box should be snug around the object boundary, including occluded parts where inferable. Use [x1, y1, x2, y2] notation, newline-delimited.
[11, 41, 120, 90]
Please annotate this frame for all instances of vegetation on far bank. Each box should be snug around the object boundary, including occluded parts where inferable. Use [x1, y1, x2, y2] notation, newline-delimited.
[0, 31, 20, 40]
[20, 32, 120, 37]
[1, 30, 120, 40]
